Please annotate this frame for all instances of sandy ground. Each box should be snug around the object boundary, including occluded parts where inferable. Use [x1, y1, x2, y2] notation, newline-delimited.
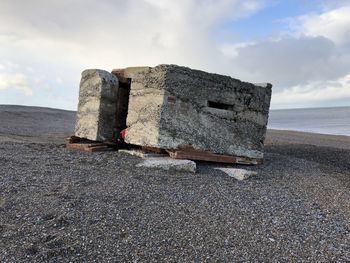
[0, 105, 349, 262]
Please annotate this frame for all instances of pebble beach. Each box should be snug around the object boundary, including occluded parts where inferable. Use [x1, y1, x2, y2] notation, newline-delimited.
[0, 105, 349, 262]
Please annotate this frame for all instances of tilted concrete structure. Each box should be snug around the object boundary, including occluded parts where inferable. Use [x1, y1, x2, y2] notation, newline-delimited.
[74, 65, 272, 161]
[112, 65, 272, 160]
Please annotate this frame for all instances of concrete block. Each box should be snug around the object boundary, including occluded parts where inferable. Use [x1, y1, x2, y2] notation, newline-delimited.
[122, 64, 272, 160]
[136, 158, 196, 173]
[75, 69, 119, 141]
[215, 167, 258, 180]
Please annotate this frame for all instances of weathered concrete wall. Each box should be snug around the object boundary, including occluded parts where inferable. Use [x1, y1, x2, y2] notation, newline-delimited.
[116, 66, 166, 146]
[75, 69, 119, 141]
[124, 65, 272, 159]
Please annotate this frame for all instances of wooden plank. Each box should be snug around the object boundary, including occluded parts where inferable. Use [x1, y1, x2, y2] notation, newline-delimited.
[141, 146, 166, 154]
[235, 157, 263, 165]
[167, 147, 263, 165]
[66, 135, 85, 144]
[65, 143, 90, 151]
[167, 150, 236, 163]
[65, 142, 112, 152]
[88, 146, 112, 152]
[86, 143, 108, 148]
[65, 135, 114, 152]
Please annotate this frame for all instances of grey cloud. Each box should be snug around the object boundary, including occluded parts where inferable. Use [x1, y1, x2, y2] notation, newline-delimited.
[0, 0, 266, 110]
[0, 0, 266, 71]
[228, 36, 350, 90]
[0, 0, 349, 109]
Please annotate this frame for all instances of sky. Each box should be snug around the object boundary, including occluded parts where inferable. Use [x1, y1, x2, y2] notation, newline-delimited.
[0, 0, 349, 110]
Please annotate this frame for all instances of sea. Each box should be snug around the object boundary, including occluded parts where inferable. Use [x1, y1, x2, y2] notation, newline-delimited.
[268, 106, 350, 136]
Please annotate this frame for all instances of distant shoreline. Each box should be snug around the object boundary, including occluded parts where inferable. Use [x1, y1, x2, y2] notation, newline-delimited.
[268, 106, 350, 137]
[270, 105, 350, 111]
[267, 127, 350, 137]
[0, 104, 76, 113]
[266, 129, 350, 150]
[1, 104, 349, 143]
[2, 103, 350, 112]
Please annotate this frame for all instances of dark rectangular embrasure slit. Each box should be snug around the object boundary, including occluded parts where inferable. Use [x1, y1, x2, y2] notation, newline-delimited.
[207, 101, 233, 111]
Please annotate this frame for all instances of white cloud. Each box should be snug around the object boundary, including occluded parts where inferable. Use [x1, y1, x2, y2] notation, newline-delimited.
[0, 0, 349, 109]
[218, 3, 350, 108]
[0, 0, 267, 109]
[56, 77, 63, 84]
[0, 0, 266, 70]
[272, 74, 350, 108]
[0, 72, 33, 96]
[298, 5, 350, 45]
[222, 35, 349, 88]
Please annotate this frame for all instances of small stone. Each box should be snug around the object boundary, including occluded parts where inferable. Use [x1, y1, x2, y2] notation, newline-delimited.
[215, 167, 257, 180]
[136, 158, 196, 173]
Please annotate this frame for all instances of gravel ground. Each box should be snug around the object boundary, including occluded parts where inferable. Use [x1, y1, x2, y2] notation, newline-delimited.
[0, 105, 349, 262]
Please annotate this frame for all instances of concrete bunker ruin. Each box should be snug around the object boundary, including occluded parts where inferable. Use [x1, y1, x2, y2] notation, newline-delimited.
[74, 64, 272, 163]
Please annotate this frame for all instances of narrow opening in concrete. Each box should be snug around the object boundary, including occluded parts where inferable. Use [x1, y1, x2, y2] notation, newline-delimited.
[115, 78, 131, 131]
[207, 101, 233, 111]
